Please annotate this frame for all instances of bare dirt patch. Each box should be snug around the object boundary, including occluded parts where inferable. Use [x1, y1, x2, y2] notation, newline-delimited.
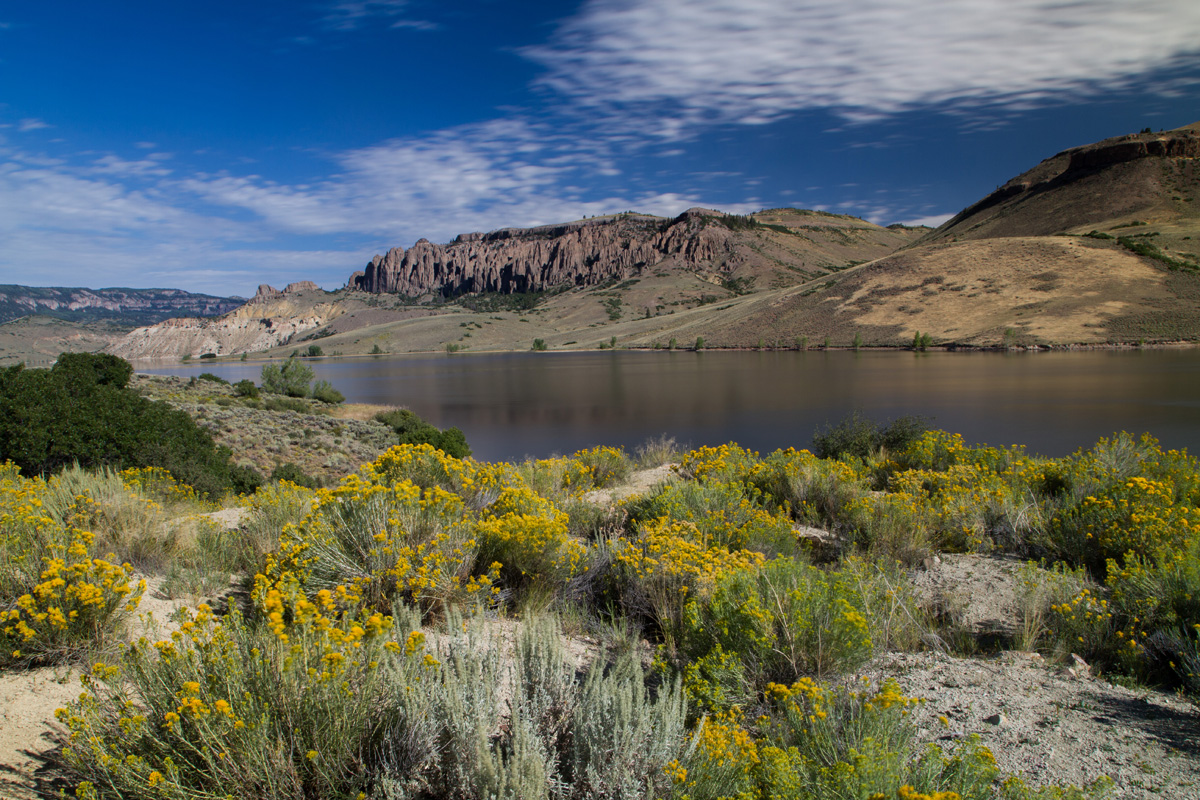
[862, 650, 1200, 798]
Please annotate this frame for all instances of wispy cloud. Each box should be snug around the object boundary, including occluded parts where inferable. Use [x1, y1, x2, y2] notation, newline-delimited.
[17, 118, 50, 132]
[320, 0, 436, 32]
[180, 119, 745, 242]
[526, 0, 1200, 135]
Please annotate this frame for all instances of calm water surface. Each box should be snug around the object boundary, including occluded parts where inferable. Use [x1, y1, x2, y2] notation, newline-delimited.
[144, 350, 1200, 462]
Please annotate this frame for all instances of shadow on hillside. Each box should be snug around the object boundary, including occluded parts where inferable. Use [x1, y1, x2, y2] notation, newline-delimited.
[1092, 692, 1200, 758]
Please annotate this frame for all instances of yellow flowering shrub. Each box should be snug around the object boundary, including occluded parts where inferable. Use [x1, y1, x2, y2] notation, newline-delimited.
[1052, 475, 1199, 575]
[264, 475, 478, 613]
[671, 677, 1012, 800]
[614, 518, 765, 646]
[561, 445, 632, 489]
[359, 443, 512, 509]
[0, 466, 143, 667]
[475, 485, 586, 588]
[677, 443, 762, 484]
[57, 594, 429, 800]
[628, 479, 797, 556]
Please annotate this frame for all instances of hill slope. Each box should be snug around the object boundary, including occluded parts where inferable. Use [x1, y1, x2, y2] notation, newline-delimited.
[747, 121, 1200, 348]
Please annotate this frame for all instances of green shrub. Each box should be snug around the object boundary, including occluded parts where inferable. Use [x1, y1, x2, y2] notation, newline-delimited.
[197, 372, 229, 385]
[263, 396, 311, 413]
[309, 379, 345, 404]
[261, 357, 314, 397]
[0, 355, 240, 497]
[812, 411, 929, 461]
[232, 379, 259, 398]
[679, 558, 874, 711]
[532, 338, 548, 351]
[269, 462, 321, 489]
[374, 408, 472, 458]
[228, 462, 264, 494]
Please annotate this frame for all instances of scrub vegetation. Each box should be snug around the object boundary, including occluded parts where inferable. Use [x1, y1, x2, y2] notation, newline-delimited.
[2, 360, 1197, 798]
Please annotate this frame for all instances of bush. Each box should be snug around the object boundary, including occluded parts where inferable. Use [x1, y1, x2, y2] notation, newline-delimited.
[232, 379, 259, 398]
[263, 396, 311, 414]
[374, 408, 472, 458]
[197, 372, 229, 385]
[561, 445, 633, 490]
[626, 478, 796, 557]
[0, 465, 144, 667]
[679, 558, 874, 712]
[309, 379, 345, 404]
[60, 611, 688, 800]
[269, 462, 321, 489]
[0, 354, 240, 497]
[261, 357, 314, 397]
[812, 411, 929, 460]
[532, 338, 548, 351]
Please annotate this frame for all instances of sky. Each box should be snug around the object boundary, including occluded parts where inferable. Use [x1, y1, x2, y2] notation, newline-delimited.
[1, 1, 1199, 297]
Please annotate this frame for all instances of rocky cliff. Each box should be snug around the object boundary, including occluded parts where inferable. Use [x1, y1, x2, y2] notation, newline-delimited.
[350, 209, 744, 296]
[106, 283, 343, 360]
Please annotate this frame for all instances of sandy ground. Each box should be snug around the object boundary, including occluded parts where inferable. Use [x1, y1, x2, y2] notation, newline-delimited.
[864, 650, 1200, 798]
[582, 463, 677, 505]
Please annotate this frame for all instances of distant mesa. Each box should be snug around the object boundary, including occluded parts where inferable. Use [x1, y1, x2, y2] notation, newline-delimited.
[0, 286, 244, 327]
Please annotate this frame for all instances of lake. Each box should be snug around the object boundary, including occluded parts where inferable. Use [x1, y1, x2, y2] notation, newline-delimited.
[143, 349, 1200, 463]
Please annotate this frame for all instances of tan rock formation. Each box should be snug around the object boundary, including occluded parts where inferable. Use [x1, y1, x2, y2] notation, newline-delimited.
[106, 283, 341, 360]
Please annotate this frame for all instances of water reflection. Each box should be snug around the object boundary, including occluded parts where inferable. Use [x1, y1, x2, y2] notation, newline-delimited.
[143, 349, 1200, 462]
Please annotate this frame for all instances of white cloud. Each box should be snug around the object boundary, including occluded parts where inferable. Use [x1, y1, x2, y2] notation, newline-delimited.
[526, 0, 1200, 134]
[17, 118, 50, 132]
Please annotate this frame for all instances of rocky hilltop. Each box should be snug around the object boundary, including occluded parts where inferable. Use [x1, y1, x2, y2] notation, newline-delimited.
[925, 121, 1200, 242]
[0, 286, 244, 326]
[349, 208, 920, 297]
[106, 282, 344, 360]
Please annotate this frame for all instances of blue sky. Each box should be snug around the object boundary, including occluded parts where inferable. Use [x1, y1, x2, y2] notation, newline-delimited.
[2, 0, 1199, 297]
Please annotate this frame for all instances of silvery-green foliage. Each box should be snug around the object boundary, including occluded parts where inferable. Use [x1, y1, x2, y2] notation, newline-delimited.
[565, 653, 686, 799]
[377, 611, 687, 800]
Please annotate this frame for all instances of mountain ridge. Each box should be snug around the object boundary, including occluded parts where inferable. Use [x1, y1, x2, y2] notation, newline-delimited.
[0, 285, 245, 327]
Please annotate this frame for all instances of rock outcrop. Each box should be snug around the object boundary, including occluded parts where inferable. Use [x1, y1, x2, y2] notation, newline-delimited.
[350, 209, 739, 297]
[106, 282, 340, 360]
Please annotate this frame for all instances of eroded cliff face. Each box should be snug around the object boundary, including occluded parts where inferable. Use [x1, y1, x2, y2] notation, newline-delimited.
[350, 209, 738, 296]
[106, 283, 341, 360]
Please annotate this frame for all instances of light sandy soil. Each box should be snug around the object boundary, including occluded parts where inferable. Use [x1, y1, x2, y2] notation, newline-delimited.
[863, 650, 1200, 798]
[582, 463, 677, 505]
